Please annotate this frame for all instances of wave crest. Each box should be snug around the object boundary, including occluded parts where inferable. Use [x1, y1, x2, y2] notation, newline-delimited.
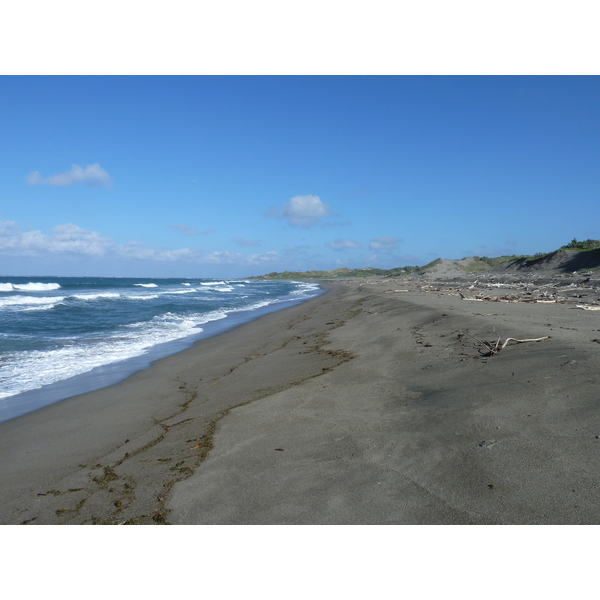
[0, 282, 61, 292]
[0, 296, 65, 308]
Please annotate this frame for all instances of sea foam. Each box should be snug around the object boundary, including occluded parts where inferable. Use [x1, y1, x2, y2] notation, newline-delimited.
[0, 309, 228, 400]
[0, 277, 322, 409]
[0, 296, 66, 308]
[71, 293, 121, 301]
[0, 282, 61, 292]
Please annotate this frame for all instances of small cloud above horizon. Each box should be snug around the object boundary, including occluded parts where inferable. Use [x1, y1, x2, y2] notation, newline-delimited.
[267, 195, 334, 227]
[283, 245, 311, 257]
[323, 220, 353, 227]
[369, 236, 403, 251]
[26, 164, 113, 188]
[232, 237, 262, 247]
[168, 224, 215, 236]
[325, 239, 362, 251]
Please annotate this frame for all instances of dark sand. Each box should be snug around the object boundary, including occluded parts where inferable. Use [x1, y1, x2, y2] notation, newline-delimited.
[1, 278, 600, 524]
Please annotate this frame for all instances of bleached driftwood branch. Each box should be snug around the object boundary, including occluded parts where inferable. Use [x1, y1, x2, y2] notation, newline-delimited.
[461, 329, 549, 357]
[500, 336, 549, 350]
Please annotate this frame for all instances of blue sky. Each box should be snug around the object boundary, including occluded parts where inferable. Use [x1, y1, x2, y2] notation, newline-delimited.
[1, 75, 599, 277]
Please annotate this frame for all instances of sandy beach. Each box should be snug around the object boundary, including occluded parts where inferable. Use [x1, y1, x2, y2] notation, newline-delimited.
[1, 277, 600, 525]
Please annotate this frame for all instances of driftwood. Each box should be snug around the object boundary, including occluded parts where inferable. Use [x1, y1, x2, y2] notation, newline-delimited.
[460, 292, 564, 304]
[461, 330, 549, 357]
[500, 336, 550, 349]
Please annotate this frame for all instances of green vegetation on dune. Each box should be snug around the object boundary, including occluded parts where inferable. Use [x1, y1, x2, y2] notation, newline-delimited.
[518, 239, 600, 266]
[560, 238, 600, 251]
[457, 255, 526, 272]
[250, 240, 600, 279]
[254, 266, 423, 280]
[254, 256, 523, 279]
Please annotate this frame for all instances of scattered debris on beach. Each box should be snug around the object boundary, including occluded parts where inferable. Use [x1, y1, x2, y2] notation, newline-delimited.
[377, 272, 600, 310]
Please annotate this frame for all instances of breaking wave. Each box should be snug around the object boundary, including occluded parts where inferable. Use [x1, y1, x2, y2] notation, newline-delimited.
[0, 282, 61, 292]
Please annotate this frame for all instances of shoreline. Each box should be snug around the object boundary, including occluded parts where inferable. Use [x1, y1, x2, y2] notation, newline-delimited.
[2, 278, 600, 524]
[0, 284, 346, 524]
[0, 287, 325, 424]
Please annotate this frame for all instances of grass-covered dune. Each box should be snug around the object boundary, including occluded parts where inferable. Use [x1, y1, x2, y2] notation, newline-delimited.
[251, 239, 600, 280]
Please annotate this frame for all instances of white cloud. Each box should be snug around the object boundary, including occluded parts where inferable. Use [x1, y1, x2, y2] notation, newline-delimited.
[325, 239, 362, 251]
[0, 219, 279, 268]
[117, 241, 160, 261]
[283, 246, 309, 256]
[48, 223, 114, 255]
[168, 223, 215, 236]
[232, 237, 262, 247]
[117, 243, 211, 263]
[369, 236, 403, 251]
[0, 219, 18, 236]
[26, 164, 113, 188]
[0, 221, 114, 256]
[202, 250, 279, 265]
[268, 195, 333, 227]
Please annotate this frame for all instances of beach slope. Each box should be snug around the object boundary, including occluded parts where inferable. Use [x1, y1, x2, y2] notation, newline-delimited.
[1, 279, 600, 524]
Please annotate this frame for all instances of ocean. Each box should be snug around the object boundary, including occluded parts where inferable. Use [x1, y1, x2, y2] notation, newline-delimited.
[0, 276, 322, 422]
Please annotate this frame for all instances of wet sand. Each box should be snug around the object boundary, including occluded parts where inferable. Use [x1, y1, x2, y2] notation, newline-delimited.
[2, 278, 600, 524]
